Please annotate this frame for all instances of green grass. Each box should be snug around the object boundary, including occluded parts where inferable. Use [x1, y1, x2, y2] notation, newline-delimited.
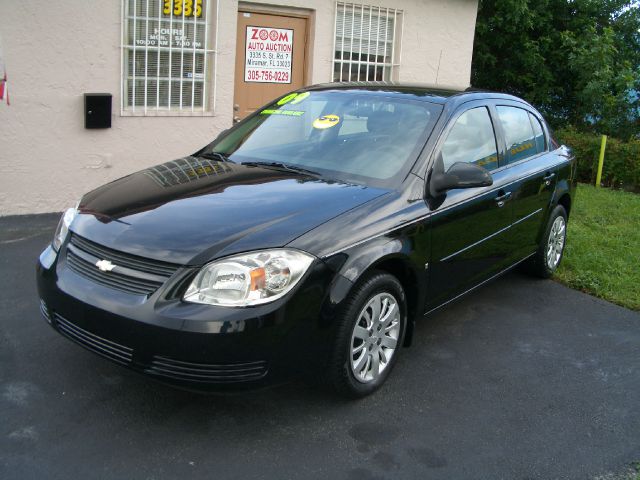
[555, 183, 640, 311]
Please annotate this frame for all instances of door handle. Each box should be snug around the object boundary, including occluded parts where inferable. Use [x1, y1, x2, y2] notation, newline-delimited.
[495, 191, 512, 208]
[543, 172, 556, 186]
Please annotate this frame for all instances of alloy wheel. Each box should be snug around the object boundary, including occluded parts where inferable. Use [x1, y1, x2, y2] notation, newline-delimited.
[546, 216, 566, 270]
[350, 292, 401, 384]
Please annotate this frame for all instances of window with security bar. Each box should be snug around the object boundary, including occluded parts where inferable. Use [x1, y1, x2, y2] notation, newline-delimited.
[333, 2, 402, 82]
[122, 0, 217, 114]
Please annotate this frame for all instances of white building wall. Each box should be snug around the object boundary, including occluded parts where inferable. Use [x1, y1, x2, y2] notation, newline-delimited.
[0, 0, 477, 215]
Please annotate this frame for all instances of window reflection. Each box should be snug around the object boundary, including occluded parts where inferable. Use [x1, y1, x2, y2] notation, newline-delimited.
[441, 107, 498, 172]
[143, 157, 233, 188]
[496, 106, 538, 164]
[529, 112, 546, 154]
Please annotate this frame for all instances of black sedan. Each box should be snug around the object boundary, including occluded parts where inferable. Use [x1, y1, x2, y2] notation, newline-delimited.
[37, 83, 576, 397]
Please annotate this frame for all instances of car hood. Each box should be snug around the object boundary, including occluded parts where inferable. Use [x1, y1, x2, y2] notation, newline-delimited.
[72, 157, 388, 265]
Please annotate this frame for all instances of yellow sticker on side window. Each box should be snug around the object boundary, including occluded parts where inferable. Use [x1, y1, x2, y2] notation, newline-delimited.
[312, 114, 340, 129]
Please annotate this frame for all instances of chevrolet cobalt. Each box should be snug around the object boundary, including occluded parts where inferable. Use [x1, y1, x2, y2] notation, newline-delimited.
[37, 84, 575, 397]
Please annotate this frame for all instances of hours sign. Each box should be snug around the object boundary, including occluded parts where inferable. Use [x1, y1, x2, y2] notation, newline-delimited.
[244, 26, 293, 84]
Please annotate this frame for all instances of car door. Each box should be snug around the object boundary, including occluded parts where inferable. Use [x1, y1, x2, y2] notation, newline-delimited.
[426, 103, 514, 311]
[491, 103, 558, 261]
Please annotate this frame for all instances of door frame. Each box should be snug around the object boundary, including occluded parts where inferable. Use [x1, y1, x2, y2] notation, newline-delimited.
[424, 100, 515, 309]
[237, 2, 314, 87]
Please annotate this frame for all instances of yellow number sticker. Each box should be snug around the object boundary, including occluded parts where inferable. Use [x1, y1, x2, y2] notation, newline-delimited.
[277, 93, 298, 106]
[163, 0, 172, 15]
[162, 0, 203, 17]
[183, 0, 193, 16]
[290, 92, 310, 104]
[313, 114, 340, 129]
[277, 92, 310, 106]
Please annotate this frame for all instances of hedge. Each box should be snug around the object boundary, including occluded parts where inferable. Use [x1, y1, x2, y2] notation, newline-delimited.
[555, 127, 640, 192]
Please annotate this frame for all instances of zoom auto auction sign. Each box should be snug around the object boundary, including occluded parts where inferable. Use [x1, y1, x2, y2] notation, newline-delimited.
[245, 26, 293, 84]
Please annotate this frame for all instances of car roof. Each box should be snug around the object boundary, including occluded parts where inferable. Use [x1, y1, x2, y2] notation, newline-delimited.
[304, 81, 531, 108]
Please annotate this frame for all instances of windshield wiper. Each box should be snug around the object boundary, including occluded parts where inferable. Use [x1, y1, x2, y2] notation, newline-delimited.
[242, 161, 320, 177]
[197, 151, 235, 163]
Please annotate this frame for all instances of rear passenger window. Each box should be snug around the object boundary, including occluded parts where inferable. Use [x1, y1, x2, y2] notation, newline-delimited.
[496, 106, 537, 164]
[529, 113, 546, 153]
[441, 107, 498, 172]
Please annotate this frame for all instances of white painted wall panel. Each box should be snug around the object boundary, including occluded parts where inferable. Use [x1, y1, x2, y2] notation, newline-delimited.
[0, 0, 477, 215]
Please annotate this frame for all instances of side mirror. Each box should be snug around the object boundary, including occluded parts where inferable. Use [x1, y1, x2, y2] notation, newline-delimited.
[430, 162, 493, 195]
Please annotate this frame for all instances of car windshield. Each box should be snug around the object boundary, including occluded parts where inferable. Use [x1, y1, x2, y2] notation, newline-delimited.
[203, 90, 442, 187]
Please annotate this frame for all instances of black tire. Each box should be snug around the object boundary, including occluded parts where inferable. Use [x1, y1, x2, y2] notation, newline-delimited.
[327, 271, 407, 398]
[523, 205, 568, 278]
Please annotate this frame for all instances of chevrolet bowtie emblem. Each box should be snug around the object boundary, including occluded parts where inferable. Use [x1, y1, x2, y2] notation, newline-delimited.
[95, 259, 116, 272]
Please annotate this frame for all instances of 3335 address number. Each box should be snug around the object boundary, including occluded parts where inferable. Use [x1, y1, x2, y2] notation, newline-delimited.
[163, 0, 203, 18]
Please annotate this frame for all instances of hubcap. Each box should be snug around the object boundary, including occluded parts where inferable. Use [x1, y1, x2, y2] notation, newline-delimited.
[350, 292, 401, 384]
[546, 216, 566, 270]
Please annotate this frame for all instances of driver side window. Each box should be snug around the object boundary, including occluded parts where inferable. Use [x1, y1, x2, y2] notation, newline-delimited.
[441, 107, 498, 172]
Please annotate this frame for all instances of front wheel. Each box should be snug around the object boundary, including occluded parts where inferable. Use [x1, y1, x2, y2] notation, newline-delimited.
[327, 271, 407, 398]
[523, 205, 568, 278]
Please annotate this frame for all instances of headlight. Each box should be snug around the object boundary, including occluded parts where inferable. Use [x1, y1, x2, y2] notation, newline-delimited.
[52, 207, 78, 251]
[183, 249, 315, 307]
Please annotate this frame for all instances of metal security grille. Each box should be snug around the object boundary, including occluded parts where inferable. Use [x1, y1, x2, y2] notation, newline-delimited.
[121, 0, 218, 115]
[333, 2, 403, 82]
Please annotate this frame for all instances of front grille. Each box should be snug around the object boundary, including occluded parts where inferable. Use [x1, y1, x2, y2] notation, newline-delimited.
[146, 356, 268, 384]
[70, 234, 178, 276]
[66, 234, 180, 296]
[53, 313, 133, 366]
[50, 312, 269, 385]
[67, 250, 163, 295]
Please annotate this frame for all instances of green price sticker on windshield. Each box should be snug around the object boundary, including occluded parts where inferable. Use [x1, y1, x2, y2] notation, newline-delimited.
[277, 91, 310, 106]
[260, 109, 305, 116]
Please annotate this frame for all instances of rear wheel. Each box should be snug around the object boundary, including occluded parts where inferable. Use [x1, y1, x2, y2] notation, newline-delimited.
[328, 272, 407, 398]
[523, 205, 567, 278]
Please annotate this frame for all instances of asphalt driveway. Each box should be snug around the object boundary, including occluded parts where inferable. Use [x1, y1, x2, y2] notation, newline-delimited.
[1, 214, 639, 480]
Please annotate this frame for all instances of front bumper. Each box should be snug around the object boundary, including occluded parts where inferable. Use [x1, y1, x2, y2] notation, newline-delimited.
[36, 245, 339, 391]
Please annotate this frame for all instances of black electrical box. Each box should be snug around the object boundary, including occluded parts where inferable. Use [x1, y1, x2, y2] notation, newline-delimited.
[84, 93, 112, 129]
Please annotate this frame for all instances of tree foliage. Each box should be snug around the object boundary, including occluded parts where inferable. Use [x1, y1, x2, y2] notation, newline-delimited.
[472, 0, 640, 138]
